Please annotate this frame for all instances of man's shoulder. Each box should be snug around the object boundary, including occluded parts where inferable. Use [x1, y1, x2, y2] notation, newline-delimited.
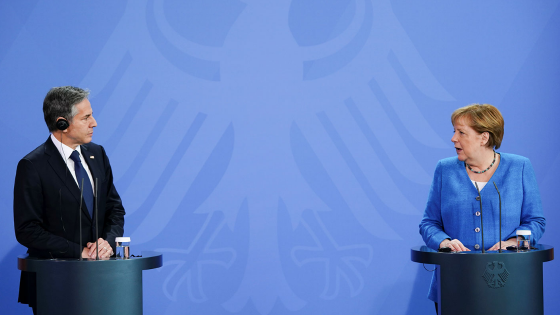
[21, 139, 50, 162]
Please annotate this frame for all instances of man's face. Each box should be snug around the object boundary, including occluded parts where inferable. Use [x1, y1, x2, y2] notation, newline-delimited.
[63, 99, 97, 149]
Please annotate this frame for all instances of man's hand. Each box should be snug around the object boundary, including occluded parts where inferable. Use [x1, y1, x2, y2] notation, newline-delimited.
[83, 238, 113, 259]
[81, 247, 91, 259]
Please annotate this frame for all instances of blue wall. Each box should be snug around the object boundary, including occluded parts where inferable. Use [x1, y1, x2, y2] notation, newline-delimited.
[1, 1, 559, 314]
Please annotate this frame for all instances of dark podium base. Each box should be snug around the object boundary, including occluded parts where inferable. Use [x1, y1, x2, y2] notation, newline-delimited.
[411, 245, 553, 315]
[18, 251, 162, 315]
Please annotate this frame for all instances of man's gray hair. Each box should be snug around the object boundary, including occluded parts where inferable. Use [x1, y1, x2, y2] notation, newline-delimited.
[43, 86, 90, 132]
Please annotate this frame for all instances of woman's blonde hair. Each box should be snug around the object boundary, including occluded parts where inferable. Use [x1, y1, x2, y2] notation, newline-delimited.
[451, 104, 504, 149]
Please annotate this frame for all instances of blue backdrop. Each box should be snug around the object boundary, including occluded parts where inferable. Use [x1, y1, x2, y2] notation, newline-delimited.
[1, 1, 559, 314]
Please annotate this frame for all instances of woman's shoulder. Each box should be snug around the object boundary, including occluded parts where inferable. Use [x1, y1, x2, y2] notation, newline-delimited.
[498, 152, 531, 165]
[437, 156, 462, 168]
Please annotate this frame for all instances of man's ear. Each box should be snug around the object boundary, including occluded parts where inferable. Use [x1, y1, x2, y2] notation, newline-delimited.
[56, 117, 70, 131]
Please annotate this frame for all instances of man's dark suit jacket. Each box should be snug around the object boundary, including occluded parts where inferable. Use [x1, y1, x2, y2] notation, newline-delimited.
[13, 137, 125, 306]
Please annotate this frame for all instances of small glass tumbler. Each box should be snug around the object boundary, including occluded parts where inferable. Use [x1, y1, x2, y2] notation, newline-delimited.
[516, 230, 531, 252]
[115, 237, 131, 259]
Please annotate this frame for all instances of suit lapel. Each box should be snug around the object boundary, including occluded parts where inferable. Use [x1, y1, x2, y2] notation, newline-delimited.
[45, 137, 93, 222]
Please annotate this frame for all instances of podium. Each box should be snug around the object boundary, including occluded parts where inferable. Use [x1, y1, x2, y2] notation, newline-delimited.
[18, 251, 162, 315]
[411, 245, 553, 315]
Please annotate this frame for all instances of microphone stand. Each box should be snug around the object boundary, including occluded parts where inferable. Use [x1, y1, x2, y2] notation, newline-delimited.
[79, 178, 84, 261]
[474, 182, 485, 253]
[95, 178, 99, 260]
[493, 182, 502, 253]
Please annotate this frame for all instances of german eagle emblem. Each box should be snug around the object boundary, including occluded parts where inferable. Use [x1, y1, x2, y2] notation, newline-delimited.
[482, 261, 509, 288]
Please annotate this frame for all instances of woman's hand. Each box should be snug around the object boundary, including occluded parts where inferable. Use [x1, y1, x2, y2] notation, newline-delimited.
[439, 239, 470, 252]
[488, 238, 517, 251]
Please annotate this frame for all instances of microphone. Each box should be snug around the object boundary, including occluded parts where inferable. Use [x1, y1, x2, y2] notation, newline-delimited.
[493, 182, 502, 253]
[95, 178, 99, 260]
[474, 182, 485, 253]
[79, 178, 84, 260]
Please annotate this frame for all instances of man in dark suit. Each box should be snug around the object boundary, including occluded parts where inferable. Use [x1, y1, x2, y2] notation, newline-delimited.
[13, 86, 125, 313]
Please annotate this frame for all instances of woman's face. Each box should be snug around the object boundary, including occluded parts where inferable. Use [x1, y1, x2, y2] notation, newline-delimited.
[451, 117, 487, 163]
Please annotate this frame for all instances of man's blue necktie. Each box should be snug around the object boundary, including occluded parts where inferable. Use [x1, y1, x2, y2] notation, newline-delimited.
[69, 150, 94, 218]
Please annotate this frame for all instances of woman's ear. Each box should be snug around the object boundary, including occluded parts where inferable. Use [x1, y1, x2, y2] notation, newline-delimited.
[481, 132, 489, 146]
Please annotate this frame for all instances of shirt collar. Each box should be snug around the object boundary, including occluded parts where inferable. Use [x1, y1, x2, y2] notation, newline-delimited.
[50, 133, 83, 161]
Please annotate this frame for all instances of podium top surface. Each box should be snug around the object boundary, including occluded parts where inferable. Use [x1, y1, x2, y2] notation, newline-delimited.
[411, 244, 554, 265]
[18, 251, 163, 273]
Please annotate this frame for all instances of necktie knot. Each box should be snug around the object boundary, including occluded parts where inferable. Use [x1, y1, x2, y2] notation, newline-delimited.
[70, 150, 81, 163]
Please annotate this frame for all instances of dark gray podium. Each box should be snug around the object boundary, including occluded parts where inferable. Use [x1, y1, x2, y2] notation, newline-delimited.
[18, 251, 162, 315]
[411, 245, 554, 315]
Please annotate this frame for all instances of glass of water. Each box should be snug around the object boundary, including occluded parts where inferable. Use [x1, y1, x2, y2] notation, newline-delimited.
[115, 237, 131, 259]
[516, 230, 531, 252]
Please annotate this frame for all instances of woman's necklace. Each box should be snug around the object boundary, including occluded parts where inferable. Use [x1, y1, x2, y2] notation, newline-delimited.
[466, 150, 496, 174]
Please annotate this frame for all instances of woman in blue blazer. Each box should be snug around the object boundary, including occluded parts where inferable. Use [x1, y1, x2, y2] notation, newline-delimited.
[419, 104, 546, 311]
